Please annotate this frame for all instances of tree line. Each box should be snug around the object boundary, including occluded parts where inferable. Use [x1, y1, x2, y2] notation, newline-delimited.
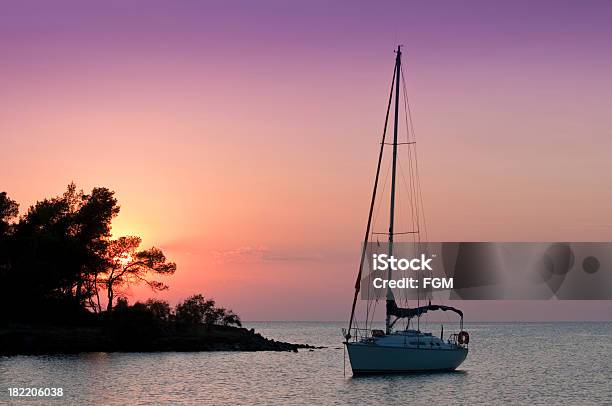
[115, 294, 241, 328]
[0, 184, 240, 328]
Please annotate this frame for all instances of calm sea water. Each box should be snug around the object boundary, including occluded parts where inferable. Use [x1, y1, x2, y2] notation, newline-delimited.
[1, 322, 610, 405]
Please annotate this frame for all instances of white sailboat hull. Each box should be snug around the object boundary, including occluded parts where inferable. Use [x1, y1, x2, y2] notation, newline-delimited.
[346, 342, 468, 374]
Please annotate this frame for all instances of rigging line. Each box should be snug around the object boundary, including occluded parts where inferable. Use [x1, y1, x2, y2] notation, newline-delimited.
[401, 65, 429, 245]
[366, 159, 391, 325]
[399, 67, 417, 220]
[369, 297, 378, 332]
[397, 158, 418, 241]
[395, 170, 410, 309]
[395, 160, 410, 308]
[368, 162, 391, 322]
[370, 160, 391, 241]
[400, 59, 423, 324]
[385, 46, 402, 336]
[399, 158, 419, 267]
[396, 72, 423, 310]
[367, 123, 393, 324]
[400, 66, 448, 319]
[353, 64, 397, 338]
[395, 173, 402, 243]
[400, 73, 419, 250]
[394, 171, 407, 309]
[368, 166, 394, 328]
[397, 82, 419, 251]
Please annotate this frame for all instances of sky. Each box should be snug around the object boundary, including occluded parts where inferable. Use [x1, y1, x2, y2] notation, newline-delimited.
[1, 0, 611, 320]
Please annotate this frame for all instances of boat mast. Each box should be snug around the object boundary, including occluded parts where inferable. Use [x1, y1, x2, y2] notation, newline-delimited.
[345, 53, 397, 341]
[386, 45, 402, 334]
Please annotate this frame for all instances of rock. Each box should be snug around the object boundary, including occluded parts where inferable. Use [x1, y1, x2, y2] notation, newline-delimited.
[0, 324, 321, 355]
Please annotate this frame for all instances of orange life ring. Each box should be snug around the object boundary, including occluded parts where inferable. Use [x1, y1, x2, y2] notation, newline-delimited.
[458, 331, 469, 345]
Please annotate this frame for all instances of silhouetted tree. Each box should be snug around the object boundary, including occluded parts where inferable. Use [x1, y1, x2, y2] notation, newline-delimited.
[175, 294, 215, 325]
[0, 192, 18, 236]
[175, 294, 241, 327]
[7, 183, 120, 318]
[102, 236, 176, 313]
[114, 296, 130, 312]
[72, 185, 120, 311]
[0, 184, 181, 326]
[221, 310, 242, 327]
[145, 299, 171, 322]
[0, 192, 19, 288]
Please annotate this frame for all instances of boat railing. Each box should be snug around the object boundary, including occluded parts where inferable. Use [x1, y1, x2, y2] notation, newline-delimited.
[447, 332, 468, 348]
[342, 327, 382, 342]
[344, 327, 469, 348]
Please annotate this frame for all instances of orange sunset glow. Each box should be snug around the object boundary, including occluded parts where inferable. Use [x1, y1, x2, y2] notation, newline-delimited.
[2, 1, 612, 321]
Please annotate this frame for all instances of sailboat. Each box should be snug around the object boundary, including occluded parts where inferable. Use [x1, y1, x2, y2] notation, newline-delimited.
[343, 46, 469, 374]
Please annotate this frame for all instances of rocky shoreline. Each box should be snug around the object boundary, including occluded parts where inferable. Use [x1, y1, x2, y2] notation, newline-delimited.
[0, 324, 320, 355]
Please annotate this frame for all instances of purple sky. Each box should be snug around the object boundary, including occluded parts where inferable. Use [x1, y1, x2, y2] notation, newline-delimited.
[1, 1, 611, 320]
